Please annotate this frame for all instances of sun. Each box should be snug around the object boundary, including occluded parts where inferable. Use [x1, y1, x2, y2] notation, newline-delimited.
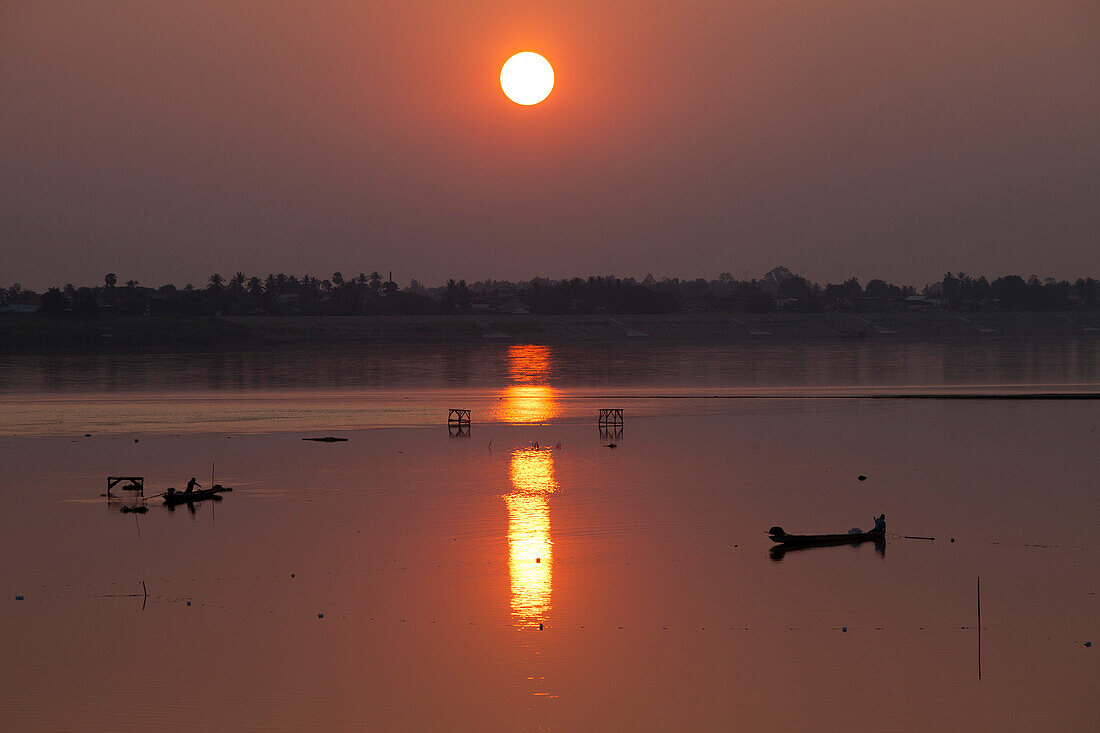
[500, 52, 554, 106]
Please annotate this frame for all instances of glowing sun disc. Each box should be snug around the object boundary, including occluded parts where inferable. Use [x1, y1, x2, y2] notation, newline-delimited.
[500, 52, 554, 105]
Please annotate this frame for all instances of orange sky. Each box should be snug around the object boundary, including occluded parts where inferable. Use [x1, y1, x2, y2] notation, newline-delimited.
[1, 1, 1097, 288]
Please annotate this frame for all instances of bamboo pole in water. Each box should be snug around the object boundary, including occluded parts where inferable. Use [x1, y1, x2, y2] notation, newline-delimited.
[977, 576, 982, 680]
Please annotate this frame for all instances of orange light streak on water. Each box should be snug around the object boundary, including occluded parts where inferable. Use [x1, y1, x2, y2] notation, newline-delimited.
[506, 344, 551, 384]
[506, 448, 557, 629]
[497, 385, 562, 424]
[496, 345, 561, 423]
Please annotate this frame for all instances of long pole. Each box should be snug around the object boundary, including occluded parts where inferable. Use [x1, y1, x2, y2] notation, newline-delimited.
[977, 576, 982, 680]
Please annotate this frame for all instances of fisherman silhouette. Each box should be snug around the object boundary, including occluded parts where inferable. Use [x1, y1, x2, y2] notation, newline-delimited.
[873, 513, 886, 533]
[185, 477, 201, 494]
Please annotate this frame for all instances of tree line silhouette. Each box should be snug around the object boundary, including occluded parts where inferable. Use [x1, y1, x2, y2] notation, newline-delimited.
[4, 267, 1097, 317]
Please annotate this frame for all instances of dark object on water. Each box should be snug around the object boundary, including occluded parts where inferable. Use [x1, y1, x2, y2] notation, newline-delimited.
[163, 484, 233, 505]
[303, 437, 348, 442]
[858, 475, 867, 481]
[606, 443, 618, 449]
[106, 476, 144, 497]
[120, 505, 148, 514]
[768, 526, 885, 545]
[769, 525, 887, 562]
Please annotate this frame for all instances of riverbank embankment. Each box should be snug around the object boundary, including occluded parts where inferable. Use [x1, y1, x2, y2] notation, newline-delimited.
[1, 311, 1097, 352]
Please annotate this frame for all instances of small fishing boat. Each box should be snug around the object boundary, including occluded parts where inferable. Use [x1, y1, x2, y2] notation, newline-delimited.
[163, 485, 233, 505]
[768, 526, 884, 545]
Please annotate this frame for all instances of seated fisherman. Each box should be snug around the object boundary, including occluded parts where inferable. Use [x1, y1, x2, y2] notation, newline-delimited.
[185, 477, 201, 494]
[872, 513, 886, 533]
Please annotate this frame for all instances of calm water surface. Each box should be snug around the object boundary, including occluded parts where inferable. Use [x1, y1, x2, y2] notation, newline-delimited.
[1, 341, 1097, 731]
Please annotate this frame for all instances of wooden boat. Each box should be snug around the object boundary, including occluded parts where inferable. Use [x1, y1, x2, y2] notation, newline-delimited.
[768, 526, 884, 545]
[163, 485, 233, 505]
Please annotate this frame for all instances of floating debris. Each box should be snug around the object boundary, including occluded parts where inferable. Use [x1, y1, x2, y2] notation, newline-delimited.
[858, 475, 867, 481]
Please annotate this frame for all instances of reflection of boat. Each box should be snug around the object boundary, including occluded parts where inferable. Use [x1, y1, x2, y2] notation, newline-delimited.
[768, 526, 884, 545]
[163, 485, 232, 505]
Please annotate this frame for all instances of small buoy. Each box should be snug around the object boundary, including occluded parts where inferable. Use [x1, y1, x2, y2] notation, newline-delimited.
[951, 538, 955, 543]
[15, 595, 24, 601]
[842, 626, 848, 632]
[535, 557, 540, 563]
[858, 475, 867, 481]
[186, 601, 191, 607]
[1086, 641, 1092, 648]
[290, 573, 295, 578]
[318, 613, 324, 619]
[134, 438, 139, 443]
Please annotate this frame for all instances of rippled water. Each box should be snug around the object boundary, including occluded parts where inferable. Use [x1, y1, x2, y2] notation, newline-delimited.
[0, 340, 1097, 731]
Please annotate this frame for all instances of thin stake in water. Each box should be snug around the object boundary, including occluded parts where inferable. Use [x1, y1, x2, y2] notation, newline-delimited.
[977, 576, 982, 680]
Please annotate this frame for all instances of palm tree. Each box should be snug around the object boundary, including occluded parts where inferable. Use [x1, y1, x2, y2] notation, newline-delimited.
[230, 271, 246, 293]
[208, 273, 224, 290]
[247, 276, 264, 297]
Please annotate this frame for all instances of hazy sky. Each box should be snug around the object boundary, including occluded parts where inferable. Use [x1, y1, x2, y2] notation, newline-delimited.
[2, 1, 1097, 289]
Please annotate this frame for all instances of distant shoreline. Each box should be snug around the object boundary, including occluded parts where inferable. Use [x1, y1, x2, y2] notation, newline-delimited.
[1, 311, 1098, 352]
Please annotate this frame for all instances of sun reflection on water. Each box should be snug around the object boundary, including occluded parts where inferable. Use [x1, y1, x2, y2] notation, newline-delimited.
[496, 345, 561, 423]
[506, 448, 557, 629]
[499, 384, 561, 423]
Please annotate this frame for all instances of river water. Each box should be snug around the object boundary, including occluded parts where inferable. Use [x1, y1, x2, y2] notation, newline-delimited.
[0, 339, 1097, 731]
